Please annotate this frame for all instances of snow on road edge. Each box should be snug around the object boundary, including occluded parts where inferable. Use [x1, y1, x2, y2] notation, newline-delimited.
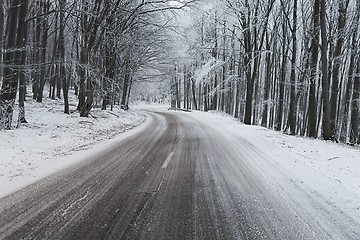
[0, 99, 148, 198]
[189, 110, 360, 225]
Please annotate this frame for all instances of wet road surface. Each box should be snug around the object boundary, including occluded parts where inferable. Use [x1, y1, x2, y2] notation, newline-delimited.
[0, 111, 358, 239]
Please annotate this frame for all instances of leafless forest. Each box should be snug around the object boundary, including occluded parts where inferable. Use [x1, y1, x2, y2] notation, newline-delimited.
[173, 0, 360, 144]
[0, 0, 194, 128]
[0, 0, 359, 145]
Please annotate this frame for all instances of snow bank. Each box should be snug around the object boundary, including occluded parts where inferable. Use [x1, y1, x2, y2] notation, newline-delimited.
[0, 97, 146, 198]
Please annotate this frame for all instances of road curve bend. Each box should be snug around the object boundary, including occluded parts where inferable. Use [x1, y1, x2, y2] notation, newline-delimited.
[0, 111, 358, 239]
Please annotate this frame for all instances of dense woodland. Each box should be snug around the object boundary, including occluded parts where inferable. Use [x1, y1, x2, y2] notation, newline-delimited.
[0, 0, 194, 129]
[1, 0, 360, 145]
[171, 0, 360, 144]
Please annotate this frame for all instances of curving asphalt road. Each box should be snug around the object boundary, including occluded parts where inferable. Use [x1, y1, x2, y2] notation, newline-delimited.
[0, 111, 358, 239]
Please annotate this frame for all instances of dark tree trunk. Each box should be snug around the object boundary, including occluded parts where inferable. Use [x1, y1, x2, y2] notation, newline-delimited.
[37, 1, 50, 103]
[308, 0, 321, 138]
[50, 11, 59, 100]
[350, 64, 360, 144]
[32, 5, 41, 100]
[121, 58, 131, 109]
[275, 26, 287, 131]
[17, 0, 29, 125]
[77, 50, 87, 112]
[176, 74, 181, 109]
[234, 54, 242, 119]
[211, 16, 218, 111]
[171, 70, 177, 108]
[198, 83, 202, 111]
[125, 76, 133, 108]
[56, 63, 62, 99]
[80, 85, 94, 117]
[186, 72, 191, 110]
[341, 7, 359, 142]
[204, 83, 208, 112]
[183, 67, 187, 109]
[77, 0, 105, 117]
[102, 17, 116, 111]
[320, 0, 332, 140]
[329, 0, 349, 137]
[59, 0, 69, 114]
[261, 33, 271, 127]
[191, 79, 198, 110]
[220, 21, 226, 112]
[287, 0, 298, 135]
[340, 67, 354, 142]
[242, 2, 253, 125]
[243, 26, 252, 125]
[0, 0, 21, 129]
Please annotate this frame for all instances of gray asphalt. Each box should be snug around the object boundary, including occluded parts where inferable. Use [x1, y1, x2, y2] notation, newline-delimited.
[0, 111, 358, 239]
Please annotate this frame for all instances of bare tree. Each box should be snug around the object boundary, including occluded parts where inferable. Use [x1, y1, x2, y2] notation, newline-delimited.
[0, 0, 28, 129]
[329, 0, 350, 139]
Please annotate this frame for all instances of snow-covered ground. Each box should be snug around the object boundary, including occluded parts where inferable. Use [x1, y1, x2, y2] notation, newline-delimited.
[0, 97, 147, 198]
[190, 110, 360, 227]
[1, 101, 360, 228]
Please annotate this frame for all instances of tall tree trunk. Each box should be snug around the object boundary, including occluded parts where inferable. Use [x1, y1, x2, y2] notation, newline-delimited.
[77, 49, 87, 112]
[174, 66, 181, 108]
[192, 79, 198, 110]
[221, 20, 226, 112]
[308, 0, 320, 138]
[204, 83, 208, 112]
[287, 0, 298, 135]
[198, 82, 202, 111]
[102, 33, 116, 110]
[350, 64, 360, 144]
[340, 34, 357, 142]
[17, 0, 29, 125]
[32, 5, 40, 100]
[121, 57, 131, 110]
[186, 73, 191, 110]
[234, 54, 242, 119]
[125, 76, 133, 107]
[261, 32, 271, 127]
[59, 0, 69, 114]
[0, 0, 22, 129]
[275, 24, 287, 131]
[78, 0, 104, 117]
[329, 0, 349, 138]
[211, 14, 218, 111]
[243, 16, 252, 125]
[183, 67, 187, 109]
[341, 3, 360, 142]
[50, 11, 59, 99]
[37, 1, 50, 103]
[320, 0, 332, 140]
[171, 76, 176, 108]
